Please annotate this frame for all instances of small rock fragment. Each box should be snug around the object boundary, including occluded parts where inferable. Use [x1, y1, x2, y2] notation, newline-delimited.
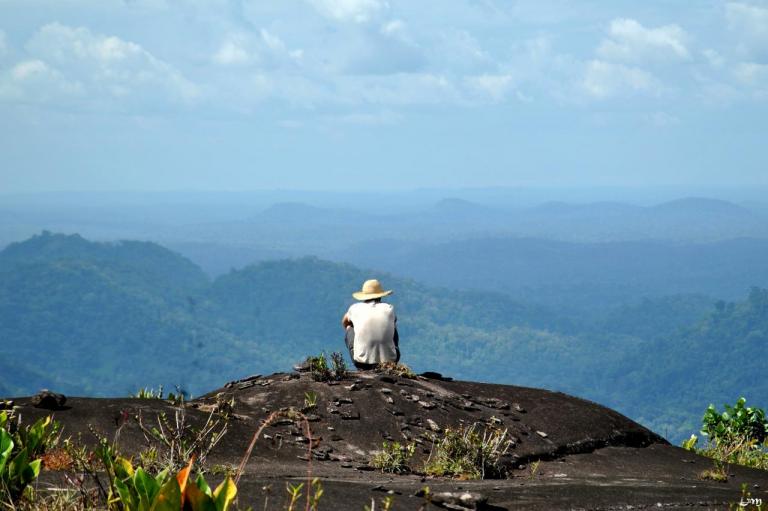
[406, 416, 423, 427]
[419, 401, 436, 410]
[414, 490, 488, 510]
[380, 388, 392, 394]
[536, 431, 548, 438]
[341, 410, 360, 420]
[483, 398, 510, 410]
[426, 418, 441, 432]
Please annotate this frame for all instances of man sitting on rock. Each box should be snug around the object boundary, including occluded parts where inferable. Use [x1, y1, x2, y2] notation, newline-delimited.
[342, 279, 400, 370]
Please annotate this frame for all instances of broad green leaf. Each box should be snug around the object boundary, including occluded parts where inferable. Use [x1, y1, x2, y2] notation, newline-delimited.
[21, 459, 41, 486]
[196, 473, 212, 498]
[114, 477, 137, 511]
[135, 467, 160, 511]
[8, 447, 30, 481]
[213, 476, 237, 511]
[25, 416, 52, 456]
[115, 456, 135, 480]
[185, 479, 218, 511]
[0, 429, 13, 476]
[150, 476, 182, 511]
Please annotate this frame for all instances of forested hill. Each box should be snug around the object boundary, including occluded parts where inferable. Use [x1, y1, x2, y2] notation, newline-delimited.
[0, 230, 208, 299]
[1, 232, 767, 443]
[0, 232, 563, 397]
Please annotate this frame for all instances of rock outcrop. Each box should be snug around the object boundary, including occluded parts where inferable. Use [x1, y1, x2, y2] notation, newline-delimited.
[10, 371, 768, 510]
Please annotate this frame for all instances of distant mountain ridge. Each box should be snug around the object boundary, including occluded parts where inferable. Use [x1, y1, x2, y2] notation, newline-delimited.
[339, 236, 768, 312]
[2, 232, 768, 444]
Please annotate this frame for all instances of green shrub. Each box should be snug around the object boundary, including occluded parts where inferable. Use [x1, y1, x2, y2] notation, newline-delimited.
[683, 398, 768, 476]
[702, 397, 768, 444]
[329, 352, 347, 379]
[371, 442, 415, 474]
[424, 423, 511, 479]
[135, 408, 228, 473]
[0, 412, 60, 504]
[307, 352, 346, 382]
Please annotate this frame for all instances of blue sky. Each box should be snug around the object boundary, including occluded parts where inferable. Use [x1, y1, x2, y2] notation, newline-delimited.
[0, 0, 766, 192]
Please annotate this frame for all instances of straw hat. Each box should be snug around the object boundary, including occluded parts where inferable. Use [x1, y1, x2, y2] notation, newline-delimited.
[352, 279, 393, 301]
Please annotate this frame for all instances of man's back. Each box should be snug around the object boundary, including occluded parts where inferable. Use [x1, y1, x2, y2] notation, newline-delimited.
[347, 301, 397, 364]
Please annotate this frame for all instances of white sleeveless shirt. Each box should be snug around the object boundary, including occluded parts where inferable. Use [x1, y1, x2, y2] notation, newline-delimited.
[347, 301, 397, 364]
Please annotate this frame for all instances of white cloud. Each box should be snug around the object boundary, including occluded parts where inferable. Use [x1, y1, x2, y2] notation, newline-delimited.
[380, 19, 405, 37]
[465, 73, 514, 102]
[213, 36, 251, 66]
[427, 29, 490, 74]
[307, 0, 388, 23]
[734, 61, 768, 84]
[726, 3, 768, 40]
[726, 2, 768, 59]
[0, 59, 82, 102]
[0, 30, 7, 57]
[213, 30, 303, 68]
[597, 18, 689, 62]
[23, 22, 198, 104]
[260, 29, 304, 61]
[702, 49, 725, 68]
[733, 61, 768, 99]
[11, 60, 49, 80]
[581, 60, 662, 99]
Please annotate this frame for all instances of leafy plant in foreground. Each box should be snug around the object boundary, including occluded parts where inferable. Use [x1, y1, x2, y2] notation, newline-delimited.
[0, 412, 60, 504]
[107, 456, 236, 511]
